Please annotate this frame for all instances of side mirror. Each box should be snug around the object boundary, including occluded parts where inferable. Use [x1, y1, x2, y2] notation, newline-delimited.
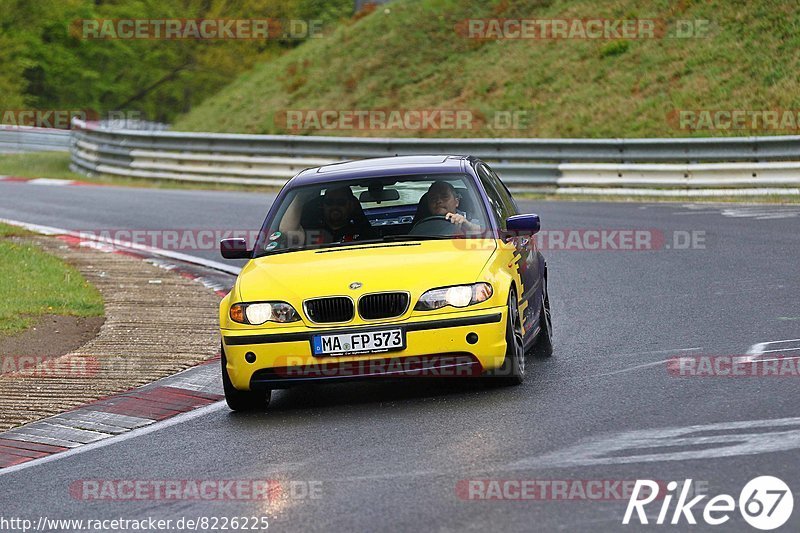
[220, 238, 251, 259]
[506, 214, 540, 235]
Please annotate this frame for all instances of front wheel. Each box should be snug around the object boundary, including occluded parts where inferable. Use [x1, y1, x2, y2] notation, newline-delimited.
[530, 284, 553, 358]
[494, 288, 525, 385]
[221, 345, 271, 411]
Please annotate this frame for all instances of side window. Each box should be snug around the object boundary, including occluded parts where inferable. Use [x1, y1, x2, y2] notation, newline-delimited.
[476, 164, 507, 228]
[490, 167, 519, 215]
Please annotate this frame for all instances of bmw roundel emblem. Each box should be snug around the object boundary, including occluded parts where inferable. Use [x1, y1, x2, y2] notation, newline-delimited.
[349, 282, 362, 290]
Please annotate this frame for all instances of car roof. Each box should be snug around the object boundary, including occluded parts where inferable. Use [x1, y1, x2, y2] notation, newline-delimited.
[287, 155, 472, 187]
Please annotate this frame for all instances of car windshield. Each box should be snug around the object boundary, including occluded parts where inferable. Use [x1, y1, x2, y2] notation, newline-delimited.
[254, 174, 489, 257]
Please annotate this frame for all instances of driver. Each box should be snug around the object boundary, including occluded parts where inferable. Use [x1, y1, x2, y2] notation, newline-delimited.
[278, 185, 375, 245]
[422, 180, 482, 233]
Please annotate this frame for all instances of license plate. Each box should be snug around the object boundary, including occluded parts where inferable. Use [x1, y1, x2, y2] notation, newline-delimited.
[311, 328, 405, 356]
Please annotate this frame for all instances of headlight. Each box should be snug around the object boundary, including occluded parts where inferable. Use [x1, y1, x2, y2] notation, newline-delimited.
[414, 283, 493, 311]
[229, 302, 300, 325]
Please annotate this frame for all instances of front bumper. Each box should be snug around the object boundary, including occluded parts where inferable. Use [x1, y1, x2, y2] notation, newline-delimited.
[221, 308, 507, 390]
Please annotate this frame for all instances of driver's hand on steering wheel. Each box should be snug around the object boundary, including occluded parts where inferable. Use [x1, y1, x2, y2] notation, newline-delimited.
[445, 212, 466, 225]
[445, 212, 481, 233]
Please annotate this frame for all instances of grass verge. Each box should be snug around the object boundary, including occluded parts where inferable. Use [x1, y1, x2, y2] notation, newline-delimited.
[0, 223, 104, 337]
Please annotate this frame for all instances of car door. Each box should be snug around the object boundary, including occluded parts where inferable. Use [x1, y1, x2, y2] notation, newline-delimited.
[477, 162, 542, 343]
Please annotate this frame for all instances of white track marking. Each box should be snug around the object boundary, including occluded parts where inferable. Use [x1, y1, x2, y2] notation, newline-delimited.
[591, 347, 702, 377]
[752, 356, 800, 363]
[0, 402, 226, 477]
[678, 204, 800, 220]
[723, 208, 800, 219]
[612, 347, 701, 358]
[55, 410, 154, 430]
[745, 339, 800, 362]
[592, 359, 673, 378]
[508, 417, 800, 469]
[0, 217, 242, 275]
[721, 207, 800, 220]
[28, 178, 76, 186]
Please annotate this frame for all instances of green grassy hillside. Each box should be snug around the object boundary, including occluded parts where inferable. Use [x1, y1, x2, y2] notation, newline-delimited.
[174, 0, 800, 138]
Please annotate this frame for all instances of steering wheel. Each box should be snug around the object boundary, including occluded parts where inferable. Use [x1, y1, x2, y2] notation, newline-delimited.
[409, 215, 458, 236]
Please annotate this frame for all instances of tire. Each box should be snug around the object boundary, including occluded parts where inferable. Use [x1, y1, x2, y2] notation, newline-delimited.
[495, 287, 525, 385]
[531, 283, 553, 358]
[221, 345, 271, 411]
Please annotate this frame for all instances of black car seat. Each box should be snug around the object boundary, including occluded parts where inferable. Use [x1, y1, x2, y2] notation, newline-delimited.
[300, 192, 375, 237]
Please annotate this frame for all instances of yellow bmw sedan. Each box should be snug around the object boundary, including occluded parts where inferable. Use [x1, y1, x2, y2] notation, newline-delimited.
[218, 155, 553, 410]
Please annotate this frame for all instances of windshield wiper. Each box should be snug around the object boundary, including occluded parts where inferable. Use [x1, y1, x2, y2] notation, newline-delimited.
[256, 239, 388, 257]
[380, 234, 452, 242]
[254, 235, 449, 257]
[254, 245, 317, 258]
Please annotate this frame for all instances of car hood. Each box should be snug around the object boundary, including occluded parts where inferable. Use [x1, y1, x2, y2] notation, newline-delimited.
[237, 240, 497, 303]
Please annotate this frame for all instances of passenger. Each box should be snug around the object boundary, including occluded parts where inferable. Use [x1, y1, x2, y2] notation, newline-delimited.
[279, 185, 375, 245]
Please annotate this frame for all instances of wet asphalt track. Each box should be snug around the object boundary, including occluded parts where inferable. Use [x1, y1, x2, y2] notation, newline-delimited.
[0, 181, 799, 532]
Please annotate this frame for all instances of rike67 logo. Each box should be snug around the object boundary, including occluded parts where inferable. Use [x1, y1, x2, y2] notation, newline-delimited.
[623, 477, 793, 529]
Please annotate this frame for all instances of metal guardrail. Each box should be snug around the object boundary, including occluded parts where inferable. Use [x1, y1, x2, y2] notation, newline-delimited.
[63, 119, 800, 195]
[0, 127, 70, 153]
